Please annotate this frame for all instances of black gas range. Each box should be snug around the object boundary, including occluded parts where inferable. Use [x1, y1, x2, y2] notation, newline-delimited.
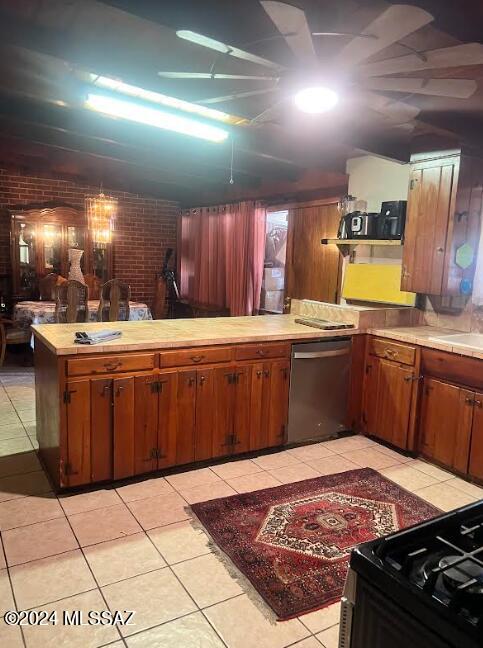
[340, 501, 483, 648]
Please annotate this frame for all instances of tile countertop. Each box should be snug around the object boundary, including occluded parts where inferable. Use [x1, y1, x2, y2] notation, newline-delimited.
[369, 326, 483, 360]
[31, 315, 358, 356]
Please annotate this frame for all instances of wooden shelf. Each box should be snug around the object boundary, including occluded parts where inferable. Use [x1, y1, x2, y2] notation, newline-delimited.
[321, 238, 403, 246]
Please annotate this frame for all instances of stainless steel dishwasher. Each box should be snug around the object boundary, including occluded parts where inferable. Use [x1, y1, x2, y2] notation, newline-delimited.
[287, 337, 352, 443]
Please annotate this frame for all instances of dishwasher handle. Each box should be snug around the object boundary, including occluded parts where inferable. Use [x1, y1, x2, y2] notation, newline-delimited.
[293, 347, 351, 360]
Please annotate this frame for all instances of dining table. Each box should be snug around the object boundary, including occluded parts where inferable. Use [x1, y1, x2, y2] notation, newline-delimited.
[13, 300, 153, 328]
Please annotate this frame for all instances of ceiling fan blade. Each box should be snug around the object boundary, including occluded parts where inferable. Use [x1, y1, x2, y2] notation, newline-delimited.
[334, 4, 433, 68]
[260, 1, 317, 64]
[360, 91, 420, 123]
[360, 43, 483, 77]
[365, 77, 478, 99]
[158, 72, 279, 81]
[176, 30, 281, 70]
[197, 87, 277, 105]
[250, 99, 287, 124]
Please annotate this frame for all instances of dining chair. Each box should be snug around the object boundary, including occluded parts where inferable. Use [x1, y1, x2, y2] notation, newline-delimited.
[98, 279, 131, 322]
[54, 280, 89, 324]
[39, 273, 61, 301]
[84, 274, 101, 300]
[0, 317, 31, 367]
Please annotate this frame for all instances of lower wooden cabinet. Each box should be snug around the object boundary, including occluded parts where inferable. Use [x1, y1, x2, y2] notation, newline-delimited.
[468, 392, 483, 480]
[64, 380, 91, 487]
[134, 372, 179, 476]
[62, 350, 291, 487]
[419, 377, 473, 473]
[420, 377, 483, 477]
[361, 341, 418, 451]
[376, 360, 415, 449]
[64, 376, 136, 486]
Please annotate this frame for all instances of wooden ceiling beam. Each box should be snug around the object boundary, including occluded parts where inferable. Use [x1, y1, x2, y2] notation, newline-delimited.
[0, 15, 308, 179]
[0, 94, 263, 183]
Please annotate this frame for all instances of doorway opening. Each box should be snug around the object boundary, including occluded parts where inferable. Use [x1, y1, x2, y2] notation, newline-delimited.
[260, 210, 288, 314]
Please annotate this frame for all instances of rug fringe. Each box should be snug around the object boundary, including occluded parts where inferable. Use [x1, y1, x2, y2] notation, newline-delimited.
[186, 506, 280, 625]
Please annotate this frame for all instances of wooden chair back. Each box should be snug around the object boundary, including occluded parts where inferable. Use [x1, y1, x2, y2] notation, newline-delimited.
[84, 274, 101, 300]
[98, 279, 131, 322]
[55, 280, 89, 323]
[0, 317, 31, 367]
[39, 273, 60, 300]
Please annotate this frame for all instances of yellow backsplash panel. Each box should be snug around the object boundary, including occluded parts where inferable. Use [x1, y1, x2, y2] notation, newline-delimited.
[342, 263, 416, 306]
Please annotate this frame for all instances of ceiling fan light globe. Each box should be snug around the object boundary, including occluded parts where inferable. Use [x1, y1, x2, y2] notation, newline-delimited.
[294, 86, 339, 114]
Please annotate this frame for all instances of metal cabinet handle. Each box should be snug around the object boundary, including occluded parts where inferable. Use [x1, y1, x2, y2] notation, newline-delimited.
[199, 375, 206, 385]
[188, 377, 196, 386]
[256, 370, 263, 378]
[475, 400, 482, 408]
[191, 355, 204, 363]
[293, 348, 350, 359]
[103, 361, 121, 371]
[264, 370, 270, 378]
[257, 349, 267, 357]
[116, 386, 125, 396]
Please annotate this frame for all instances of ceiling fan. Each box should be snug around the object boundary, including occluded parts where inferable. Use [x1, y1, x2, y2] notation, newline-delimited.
[157, 1, 483, 129]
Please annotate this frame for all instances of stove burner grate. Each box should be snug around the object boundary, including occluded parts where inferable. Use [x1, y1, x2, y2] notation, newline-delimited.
[380, 516, 483, 630]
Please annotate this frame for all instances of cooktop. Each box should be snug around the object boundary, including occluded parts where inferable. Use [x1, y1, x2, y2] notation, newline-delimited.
[351, 500, 483, 648]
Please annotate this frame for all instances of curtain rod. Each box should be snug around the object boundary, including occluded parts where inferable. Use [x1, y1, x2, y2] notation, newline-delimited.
[181, 199, 265, 214]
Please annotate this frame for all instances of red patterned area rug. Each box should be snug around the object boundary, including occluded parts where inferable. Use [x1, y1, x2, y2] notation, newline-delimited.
[191, 468, 440, 620]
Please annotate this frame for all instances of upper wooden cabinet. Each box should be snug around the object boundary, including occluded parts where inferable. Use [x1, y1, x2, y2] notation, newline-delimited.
[402, 150, 483, 296]
[10, 205, 113, 300]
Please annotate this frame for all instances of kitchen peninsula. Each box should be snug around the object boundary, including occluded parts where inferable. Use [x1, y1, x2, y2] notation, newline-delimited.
[32, 315, 353, 489]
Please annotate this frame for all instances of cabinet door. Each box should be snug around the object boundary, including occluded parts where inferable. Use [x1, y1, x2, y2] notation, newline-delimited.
[176, 370, 196, 465]
[376, 360, 414, 449]
[402, 160, 457, 295]
[362, 357, 380, 436]
[194, 368, 215, 462]
[90, 378, 113, 483]
[420, 377, 473, 472]
[134, 374, 159, 474]
[233, 365, 251, 454]
[249, 362, 271, 451]
[212, 367, 236, 458]
[113, 376, 135, 480]
[65, 380, 91, 487]
[157, 372, 178, 469]
[468, 392, 483, 480]
[267, 360, 290, 447]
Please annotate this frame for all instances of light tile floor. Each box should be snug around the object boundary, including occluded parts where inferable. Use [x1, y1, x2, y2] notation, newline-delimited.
[0, 366, 482, 648]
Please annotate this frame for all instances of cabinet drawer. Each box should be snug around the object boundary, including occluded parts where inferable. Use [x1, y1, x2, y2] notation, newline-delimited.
[159, 346, 231, 368]
[67, 353, 155, 377]
[421, 348, 483, 391]
[234, 343, 290, 361]
[368, 338, 416, 366]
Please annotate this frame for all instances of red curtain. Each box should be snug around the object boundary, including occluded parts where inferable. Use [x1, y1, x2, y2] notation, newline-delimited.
[180, 201, 266, 316]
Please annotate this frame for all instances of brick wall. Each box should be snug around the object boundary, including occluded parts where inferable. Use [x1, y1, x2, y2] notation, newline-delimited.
[0, 169, 179, 306]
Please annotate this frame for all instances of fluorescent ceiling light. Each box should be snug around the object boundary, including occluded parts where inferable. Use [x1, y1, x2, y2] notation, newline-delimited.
[89, 74, 248, 126]
[294, 86, 339, 114]
[85, 93, 229, 143]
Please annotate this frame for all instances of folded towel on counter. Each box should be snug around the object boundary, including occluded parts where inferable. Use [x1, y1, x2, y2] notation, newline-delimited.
[74, 330, 122, 345]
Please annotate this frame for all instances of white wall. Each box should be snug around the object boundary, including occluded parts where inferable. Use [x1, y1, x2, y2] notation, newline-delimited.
[346, 155, 410, 213]
[340, 155, 411, 304]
